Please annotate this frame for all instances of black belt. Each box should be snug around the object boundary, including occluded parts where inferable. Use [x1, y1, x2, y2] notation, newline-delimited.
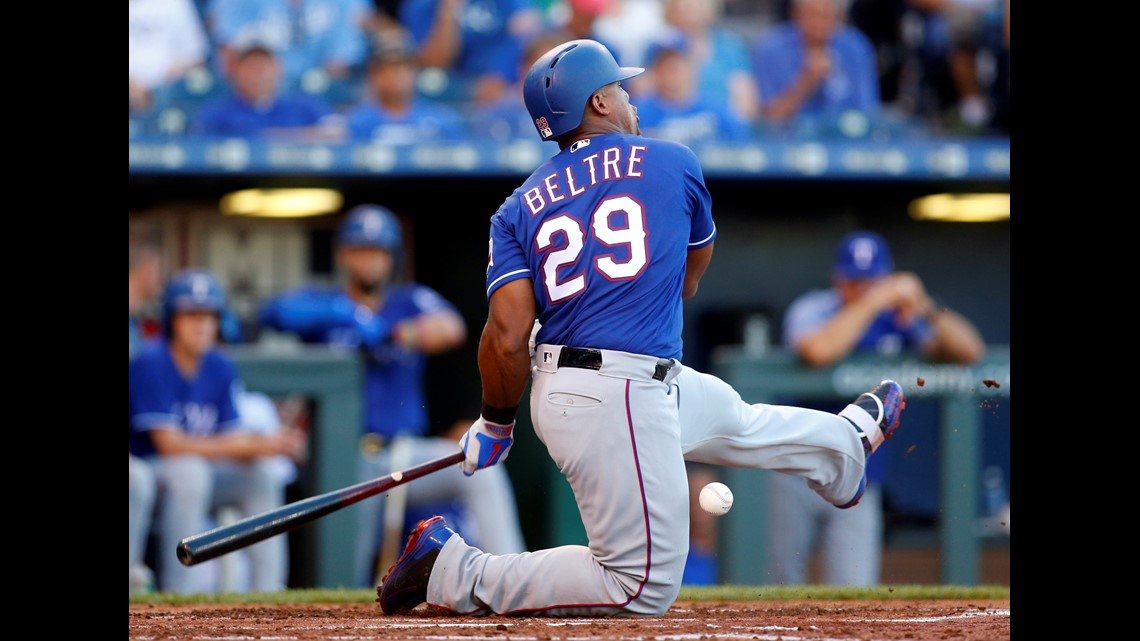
[557, 346, 671, 381]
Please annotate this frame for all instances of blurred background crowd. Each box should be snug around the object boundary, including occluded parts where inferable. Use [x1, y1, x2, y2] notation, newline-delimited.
[129, 0, 1011, 144]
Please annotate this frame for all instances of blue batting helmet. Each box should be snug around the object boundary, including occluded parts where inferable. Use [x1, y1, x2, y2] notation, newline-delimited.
[162, 268, 227, 335]
[523, 39, 644, 141]
[338, 204, 403, 251]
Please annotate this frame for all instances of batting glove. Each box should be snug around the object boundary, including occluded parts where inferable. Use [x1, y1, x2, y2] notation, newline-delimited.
[459, 416, 514, 476]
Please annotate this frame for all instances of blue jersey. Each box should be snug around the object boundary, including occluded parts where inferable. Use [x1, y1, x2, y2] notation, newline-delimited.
[128, 341, 241, 458]
[259, 283, 460, 437]
[486, 133, 715, 360]
[753, 23, 880, 118]
[191, 92, 334, 138]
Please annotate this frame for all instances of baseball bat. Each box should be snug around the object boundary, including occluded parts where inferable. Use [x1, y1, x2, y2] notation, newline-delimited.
[176, 450, 465, 567]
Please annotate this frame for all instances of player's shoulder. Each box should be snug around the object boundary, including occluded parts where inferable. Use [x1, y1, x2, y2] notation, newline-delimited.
[129, 341, 168, 370]
[785, 288, 841, 319]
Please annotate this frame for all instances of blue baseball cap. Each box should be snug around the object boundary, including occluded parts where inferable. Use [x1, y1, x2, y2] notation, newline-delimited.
[834, 231, 893, 279]
[338, 204, 403, 250]
[643, 31, 691, 67]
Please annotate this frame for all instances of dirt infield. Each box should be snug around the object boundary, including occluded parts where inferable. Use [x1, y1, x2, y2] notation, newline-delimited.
[129, 599, 1011, 640]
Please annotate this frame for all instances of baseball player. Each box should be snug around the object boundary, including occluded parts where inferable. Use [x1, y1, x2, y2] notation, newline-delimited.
[128, 269, 306, 594]
[258, 204, 527, 587]
[376, 39, 905, 617]
[769, 230, 986, 586]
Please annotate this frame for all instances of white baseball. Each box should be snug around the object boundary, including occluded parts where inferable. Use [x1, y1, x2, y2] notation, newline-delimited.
[699, 482, 733, 516]
[390, 471, 403, 482]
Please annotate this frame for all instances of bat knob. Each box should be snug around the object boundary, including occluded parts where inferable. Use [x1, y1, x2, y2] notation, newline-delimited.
[176, 541, 195, 566]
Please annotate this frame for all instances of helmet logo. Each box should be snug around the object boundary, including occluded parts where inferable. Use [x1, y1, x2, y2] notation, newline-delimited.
[190, 274, 210, 301]
[535, 117, 553, 139]
[363, 210, 383, 240]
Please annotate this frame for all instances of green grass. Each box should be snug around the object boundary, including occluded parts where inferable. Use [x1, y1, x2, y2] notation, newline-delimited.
[130, 584, 1009, 606]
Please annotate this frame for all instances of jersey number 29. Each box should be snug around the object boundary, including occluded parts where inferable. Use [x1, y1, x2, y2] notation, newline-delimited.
[536, 195, 648, 303]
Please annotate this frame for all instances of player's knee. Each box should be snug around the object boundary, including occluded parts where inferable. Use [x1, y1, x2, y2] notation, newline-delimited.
[630, 582, 681, 616]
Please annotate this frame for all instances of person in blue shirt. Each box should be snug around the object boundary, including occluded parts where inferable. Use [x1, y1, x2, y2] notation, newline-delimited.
[129, 269, 307, 594]
[774, 230, 985, 585]
[470, 30, 565, 146]
[342, 31, 469, 143]
[752, 0, 880, 126]
[633, 34, 752, 145]
[660, 0, 759, 121]
[207, 0, 373, 93]
[258, 204, 527, 587]
[191, 35, 339, 139]
[399, 0, 543, 104]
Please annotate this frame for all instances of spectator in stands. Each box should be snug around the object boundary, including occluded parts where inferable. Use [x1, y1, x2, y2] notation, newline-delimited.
[659, 0, 759, 121]
[470, 30, 566, 144]
[190, 34, 342, 140]
[902, 0, 1005, 132]
[207, 0, 374, 94]
[632, 34, 752, 145]
[398, 0, 544, 105]
[129, 0, 211, 115]
[341, 30, 469, 143]
[129, 269, 307, 594]
[590, 0, 666, 67]
[129, 235, 165, 595]
[540, 0, 623, 63]
[752, 0, 880, 127]
[258, 204, 527, 587]
[772, 230, 985, 585]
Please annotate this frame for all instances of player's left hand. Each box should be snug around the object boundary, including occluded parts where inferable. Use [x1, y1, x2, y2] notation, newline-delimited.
[459, 416, 514, 476]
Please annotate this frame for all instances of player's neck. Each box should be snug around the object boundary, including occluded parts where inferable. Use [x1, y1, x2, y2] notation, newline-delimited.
[557, 124, 625, 150]
[168, 341, 205, 378]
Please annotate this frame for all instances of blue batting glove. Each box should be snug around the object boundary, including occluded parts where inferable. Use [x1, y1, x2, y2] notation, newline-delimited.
[459, 416, 514, 476]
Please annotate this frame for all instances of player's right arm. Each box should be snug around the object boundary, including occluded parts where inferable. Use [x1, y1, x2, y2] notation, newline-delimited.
[458, 277, 534, 476]
[683, 243, 715, 299]
[681, 143, 717, 300]
[479, 277, 536, 415]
